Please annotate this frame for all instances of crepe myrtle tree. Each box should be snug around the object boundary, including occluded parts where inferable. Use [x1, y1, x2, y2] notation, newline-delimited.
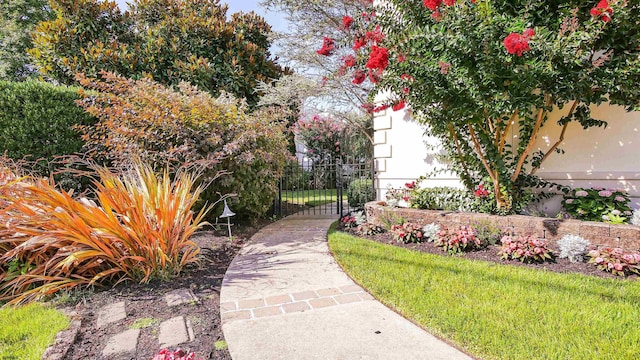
[319, 0, 640, 213]
[261, 0, 376, 154]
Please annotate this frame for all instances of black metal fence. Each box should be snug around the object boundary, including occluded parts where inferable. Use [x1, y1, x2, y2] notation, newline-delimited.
[271, 157, 375, 217]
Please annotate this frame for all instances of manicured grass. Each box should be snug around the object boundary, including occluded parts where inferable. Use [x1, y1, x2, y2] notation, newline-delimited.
[282, 189, 338, 207]
[328, 229, 640, 360]
[0, 303, 69, 359]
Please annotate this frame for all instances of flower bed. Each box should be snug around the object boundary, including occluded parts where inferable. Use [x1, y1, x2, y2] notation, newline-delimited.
[365, 202, 640, 251]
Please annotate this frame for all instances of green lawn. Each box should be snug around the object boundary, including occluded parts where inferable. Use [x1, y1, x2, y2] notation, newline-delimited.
[0, 303, 69, 360]
[282, 189, 338, 207]
[328, 229, 640, 360]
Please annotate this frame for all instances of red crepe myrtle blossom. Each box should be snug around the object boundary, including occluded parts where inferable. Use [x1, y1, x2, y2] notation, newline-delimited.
[368, 69, 381, 83]
[361, 11, 376, 22]
[365, 25, 385, 44]
[343, 54, 356, 67]
[353, 37, 367, 51]
[423, 0, 442, 11]
[444, 0, 456, 5]
[361, 103, 375, 114]
[503, 28, 534, 56]
[342, 15, 354, 30]
[316, 37, 335, 56]
[352, 69, 366, 84]
[590, 0, 613, 22]
[474, 184, 489, 198]
[393, 100, 406, 111]
[405, 181, 416, 189]
[400, 74, 414, 81]
[366, 46, 389, 71]
[398, 53, 406, 63]
[373, 104, 390, 112]
[431, 10, 442, 21]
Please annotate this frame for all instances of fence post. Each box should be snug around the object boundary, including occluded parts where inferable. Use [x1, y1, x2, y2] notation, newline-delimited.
[336, 158, 343, 217]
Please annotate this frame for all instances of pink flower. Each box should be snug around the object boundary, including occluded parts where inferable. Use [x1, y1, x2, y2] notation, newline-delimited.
[598, 190, 612, 197]
[613, 263, 624, 271]
[438, 61, 452, 74]
[595, 257, 604, 264]
[361, 103, 375, 113]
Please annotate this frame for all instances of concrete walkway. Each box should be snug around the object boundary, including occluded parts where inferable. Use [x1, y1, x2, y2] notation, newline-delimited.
[220, 214, 473, 360]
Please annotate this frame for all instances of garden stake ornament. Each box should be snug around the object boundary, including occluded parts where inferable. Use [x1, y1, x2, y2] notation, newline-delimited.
[219, 199, 236, 240]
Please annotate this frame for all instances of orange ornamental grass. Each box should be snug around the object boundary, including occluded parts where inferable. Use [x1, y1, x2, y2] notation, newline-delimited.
[0, 161, 210, 305]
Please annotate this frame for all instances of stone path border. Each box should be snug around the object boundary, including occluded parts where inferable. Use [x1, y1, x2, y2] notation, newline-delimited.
[42, 287, 205, 359]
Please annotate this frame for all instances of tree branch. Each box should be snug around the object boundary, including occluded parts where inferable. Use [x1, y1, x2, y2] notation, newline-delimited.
[468, 123, 496, 183]
[511, 95, 552, 182]
[448, 122, 472, 181]
[498, 109, 518, 155]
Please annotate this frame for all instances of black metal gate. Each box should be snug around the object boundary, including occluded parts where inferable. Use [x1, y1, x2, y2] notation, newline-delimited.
[271, 157, 375, 217]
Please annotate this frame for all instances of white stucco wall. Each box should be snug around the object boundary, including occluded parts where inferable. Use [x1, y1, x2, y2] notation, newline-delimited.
[373, 107, 462, 200]
[375, 103, 640, 212]
[533, 103, 640, 211]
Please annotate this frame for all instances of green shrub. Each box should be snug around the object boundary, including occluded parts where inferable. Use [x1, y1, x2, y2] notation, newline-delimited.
[436, 226, 482, 254]
[0, 80, 95, 186]
[75, 72, 290, 220]
[472, 219, 503, 246]
[562, 187, 632, 223]
[499, 235, 555, 263]
[390, 222, 425, 244]
[347, 178, 375, 208]
[410, 186, 473, 211]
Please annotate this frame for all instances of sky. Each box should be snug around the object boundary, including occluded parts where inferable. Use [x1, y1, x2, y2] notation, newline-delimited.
[113, 0, 288, 33]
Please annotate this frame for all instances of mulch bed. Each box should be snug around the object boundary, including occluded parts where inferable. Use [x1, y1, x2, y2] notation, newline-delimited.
[340, 226, 638, 281]
[57, 219, 270, 360]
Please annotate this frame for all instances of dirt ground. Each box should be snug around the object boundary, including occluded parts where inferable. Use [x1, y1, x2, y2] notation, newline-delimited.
[59, 220, 270, 360]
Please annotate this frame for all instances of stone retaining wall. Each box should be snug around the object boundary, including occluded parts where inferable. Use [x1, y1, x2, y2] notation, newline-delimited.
[364, 202, 640, 250]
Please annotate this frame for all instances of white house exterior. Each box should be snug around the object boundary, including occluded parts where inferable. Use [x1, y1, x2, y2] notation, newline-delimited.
[373, 103, 640, 213]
